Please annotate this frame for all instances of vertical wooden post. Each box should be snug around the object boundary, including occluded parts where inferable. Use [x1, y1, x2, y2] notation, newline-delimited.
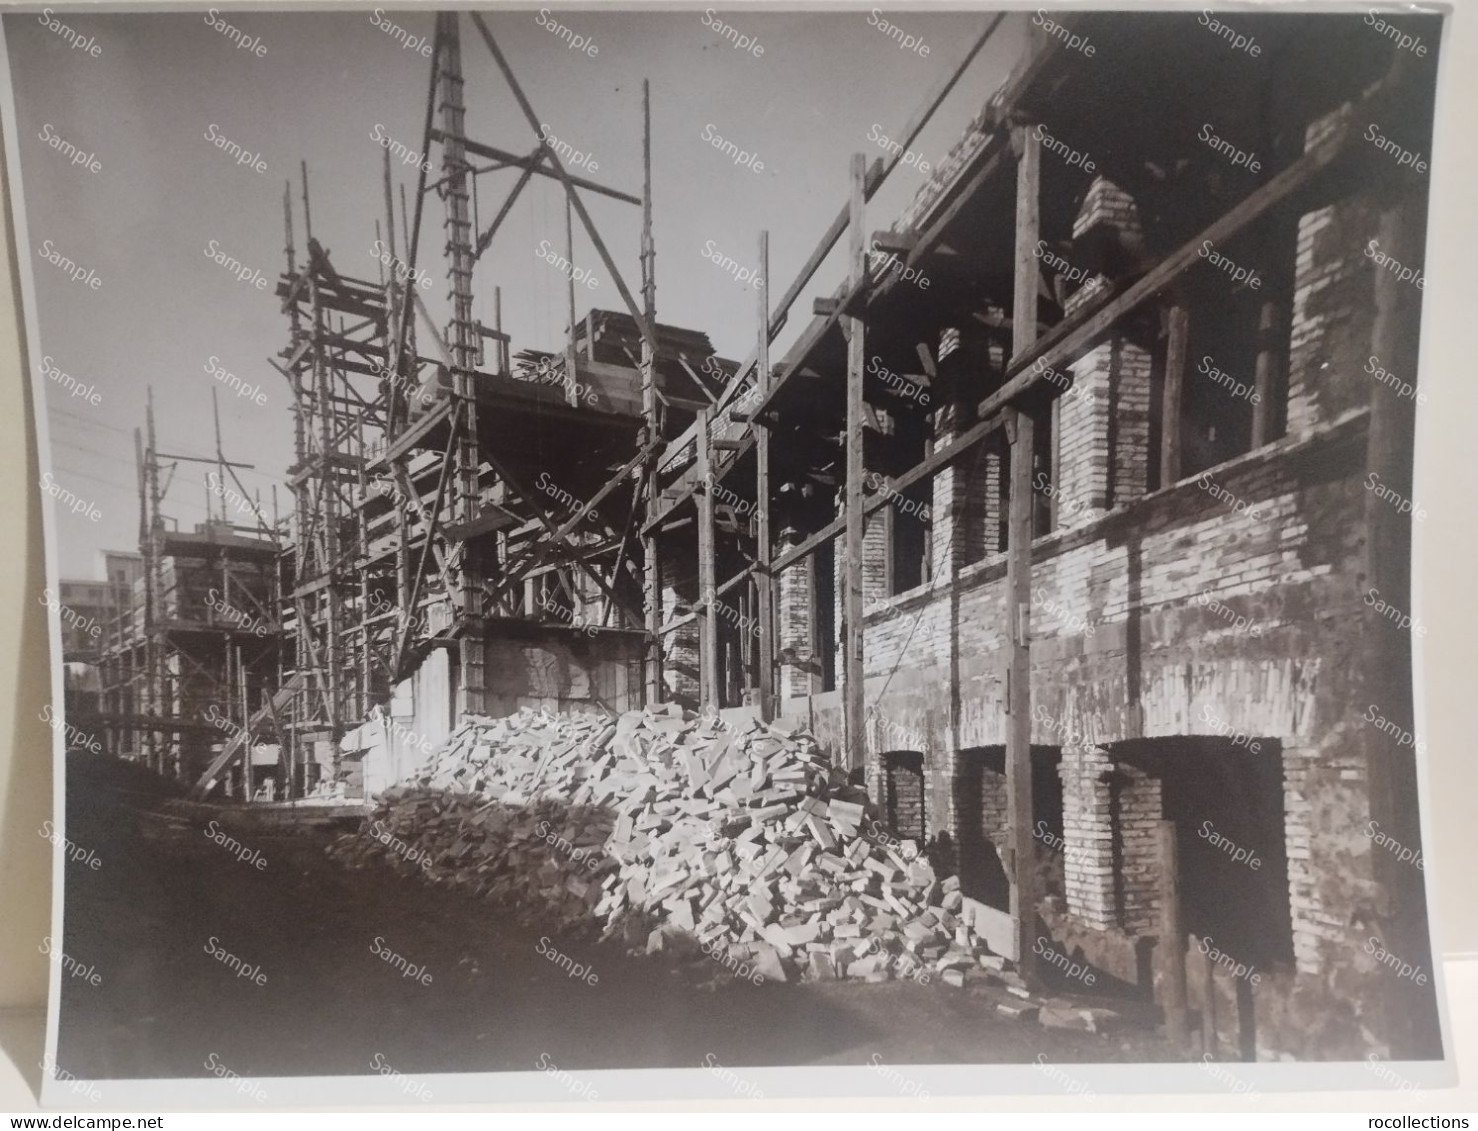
[697, 408, 719, 710]
[1048, 398, 1061, 530]
[1158, 819, 1189, 1046]
[382, 148, 402, 436]
[755, 230, 775, 721]
[494, 285, 506, 374]
[1005, 124, 1040, 979]
[564, 194, 579, 407]
[1251, 299, 1277, 448]
[1200, 945, 1219, 1057]
[1161, 305, 1188, 486]
[843, 154, 868, 774]
[640, 79, 662, 704]
[143, 393, 163, 773]
[438, 14, 485, 720]
[1004, 407, 1036, 974]
[1364, 191, 1431, 1059]
[239, 645, 253, 801]
[1013, 127, 1040, 361]
[806, 553, 823, 696]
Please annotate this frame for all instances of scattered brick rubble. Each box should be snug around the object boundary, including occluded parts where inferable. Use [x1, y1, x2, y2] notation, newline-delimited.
[332, 705, 998, 981]
[329, 704, 1124, 1029]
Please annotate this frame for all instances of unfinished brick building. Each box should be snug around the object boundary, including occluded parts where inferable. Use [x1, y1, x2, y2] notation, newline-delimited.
[71, 7, 1443, 1064]
[648, 11, 1441, 1059]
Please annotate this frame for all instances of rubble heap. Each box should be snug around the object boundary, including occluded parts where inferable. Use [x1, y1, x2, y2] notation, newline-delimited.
[331, 704, 1011, 985]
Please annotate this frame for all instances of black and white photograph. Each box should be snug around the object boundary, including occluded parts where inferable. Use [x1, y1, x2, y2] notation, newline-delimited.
[0, 0, 1457, 1109]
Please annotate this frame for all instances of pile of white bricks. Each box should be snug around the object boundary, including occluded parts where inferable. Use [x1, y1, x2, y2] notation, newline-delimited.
[333, 704, 1011, 985]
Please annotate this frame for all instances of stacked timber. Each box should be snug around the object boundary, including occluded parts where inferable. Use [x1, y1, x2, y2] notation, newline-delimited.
[330, 704, 1009, 985]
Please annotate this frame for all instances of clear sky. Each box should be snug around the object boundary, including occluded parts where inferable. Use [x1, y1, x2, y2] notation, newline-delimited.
[5, 6, 1026, 576]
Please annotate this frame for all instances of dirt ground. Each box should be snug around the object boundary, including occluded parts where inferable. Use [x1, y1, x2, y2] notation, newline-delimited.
[54, 752, 1174, 1081]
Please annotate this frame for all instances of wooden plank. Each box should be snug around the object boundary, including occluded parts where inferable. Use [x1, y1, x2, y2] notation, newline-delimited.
[1158, 820, 1190, 1046]
[1005, 123, 1040, 986]
[433, 129, 642, 207]
[873, 23, 1074, 310]
[689, 49, 1017, 479]
[658, 608, 698, 637]
[697, 408, 719, 709]
[1161, 305, 1189, 486]
[1252, 299, 1278, 448]
[474, 158, 538, 261]
[874, 142, 1010, 310]
[645, 18, 1005, 518]
[765, 17, 1002, 341]
[718, 562, 754, 602]
[804, 555, 823, 696]
[1363, 192, 1429, 1056]
[385, 22, 442, 454]
[190, 673, 308, 798]
[641, 77, 662, 703]
[843, 154, 867, 776]
[1004, 406, 1036, 984]
[392, 403, 460, 677]
[93, 713, 232, 736]
[375, 390, 451, 468]
[481, 438, 656, 610]
[978, 109, 1360, 421]
[565, 194, 579, 406]
[1049, 398, 1061, 529]
[1012, 125, 1041, 361]
[755, 230, 775, 721]
[483, 450, 646, 629]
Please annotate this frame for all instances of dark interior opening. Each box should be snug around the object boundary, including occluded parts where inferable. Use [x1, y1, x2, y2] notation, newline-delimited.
[1117, 736, 1293, 970]
[882, 750, 926, 842]
[953, 745, 1064, 911]
[888, 482, 933, 594]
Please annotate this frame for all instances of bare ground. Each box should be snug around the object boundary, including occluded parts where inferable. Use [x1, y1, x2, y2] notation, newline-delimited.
[54, 752, 1174, 1082]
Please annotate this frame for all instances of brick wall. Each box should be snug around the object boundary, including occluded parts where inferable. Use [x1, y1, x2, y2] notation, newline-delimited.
[883, 752, 926, 841]
[1059, 745, 1117, 929]
[854, 188, 1419, 1054]
[1286, 109, 1384, 438]
[857, 411, 1365, 718]
[1112, 757, 1164, 933]
[806, 408, 1395, 1053]
[931, 324, 1001, 572]
[1053, 178, 1153, 530]
[1055, 349, 1108, 523]
[776, 538, 816, 701]
[833, 506, 891, 664]
[1073, 177, 1143, 241]
[1287, 198, 1382, 437]
[771, 134, 1431, 1055]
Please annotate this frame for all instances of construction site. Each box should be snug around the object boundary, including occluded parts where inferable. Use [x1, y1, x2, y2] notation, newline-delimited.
[52, 8, 1443, 1075]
